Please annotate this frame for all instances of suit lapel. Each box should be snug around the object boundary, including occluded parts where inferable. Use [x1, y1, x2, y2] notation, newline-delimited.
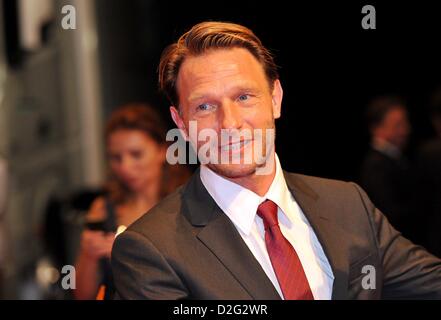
[183, 170, 281, 300]
[284, 172, 349, 300]
[197, 210, 281, 299]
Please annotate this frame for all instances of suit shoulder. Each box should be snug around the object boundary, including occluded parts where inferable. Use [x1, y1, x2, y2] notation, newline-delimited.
[284, 171, 375, 230]
[285, 171, 352, 190]
[284, 171, 366, 204]
[127, 185, 186, 236]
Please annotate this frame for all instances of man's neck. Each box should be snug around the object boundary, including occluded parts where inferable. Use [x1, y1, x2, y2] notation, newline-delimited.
[224, 153, 277, 197]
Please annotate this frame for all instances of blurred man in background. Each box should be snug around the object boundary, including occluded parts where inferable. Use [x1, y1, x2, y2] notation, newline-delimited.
[360, 96, 416, 241]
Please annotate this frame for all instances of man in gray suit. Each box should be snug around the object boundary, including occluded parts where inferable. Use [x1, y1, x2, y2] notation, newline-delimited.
[111, 21, 441, 299]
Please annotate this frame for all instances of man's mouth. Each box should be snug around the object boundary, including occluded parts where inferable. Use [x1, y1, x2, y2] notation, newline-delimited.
[220, 139, 252, 152]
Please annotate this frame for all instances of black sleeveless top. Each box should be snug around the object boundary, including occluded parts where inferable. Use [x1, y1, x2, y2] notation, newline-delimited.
[99, 198, 118, 300]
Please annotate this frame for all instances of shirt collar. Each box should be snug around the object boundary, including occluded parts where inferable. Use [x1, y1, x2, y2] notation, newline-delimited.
[372, 138, 402, 159]
[200, 154, 293, 236]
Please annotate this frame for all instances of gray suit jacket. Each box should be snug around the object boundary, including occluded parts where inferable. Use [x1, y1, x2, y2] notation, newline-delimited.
[111, 170, 441, 299]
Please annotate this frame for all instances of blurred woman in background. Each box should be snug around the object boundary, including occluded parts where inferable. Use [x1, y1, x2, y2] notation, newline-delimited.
[74, 103, 191, 300]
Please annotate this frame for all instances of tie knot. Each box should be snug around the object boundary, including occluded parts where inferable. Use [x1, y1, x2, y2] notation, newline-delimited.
[257, 199, 278, 230]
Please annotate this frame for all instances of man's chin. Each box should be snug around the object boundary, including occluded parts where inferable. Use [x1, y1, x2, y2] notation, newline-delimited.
[206, 163, 258, 179]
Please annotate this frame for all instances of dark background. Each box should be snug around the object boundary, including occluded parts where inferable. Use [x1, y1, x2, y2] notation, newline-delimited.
[94, 1, 441, 181]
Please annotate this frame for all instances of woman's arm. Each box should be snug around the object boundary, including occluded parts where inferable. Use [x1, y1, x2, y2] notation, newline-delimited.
[74, 197, 113, 300]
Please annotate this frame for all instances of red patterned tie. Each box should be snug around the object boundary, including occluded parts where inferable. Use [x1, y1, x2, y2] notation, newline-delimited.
[257, 199, 314, 300]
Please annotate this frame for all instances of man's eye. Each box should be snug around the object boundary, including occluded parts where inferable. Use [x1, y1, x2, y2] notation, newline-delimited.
[238, 94, 249, 102]
[197, 103, 214, 111]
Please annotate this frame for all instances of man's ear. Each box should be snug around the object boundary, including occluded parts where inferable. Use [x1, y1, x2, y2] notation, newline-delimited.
[271, 79, 283, 119]
[170, 106, 189, 140]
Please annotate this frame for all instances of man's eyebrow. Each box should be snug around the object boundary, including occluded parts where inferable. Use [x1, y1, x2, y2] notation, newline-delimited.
[188, 83, 259, 103]
[188, 93, 209, 103]
[235, 85, 259, 93]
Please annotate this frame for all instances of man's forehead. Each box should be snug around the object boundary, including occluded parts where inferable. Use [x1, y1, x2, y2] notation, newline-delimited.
[180, 57, 241, 85]
[182, 48, 259, 75]
[176, 48, 266, 95]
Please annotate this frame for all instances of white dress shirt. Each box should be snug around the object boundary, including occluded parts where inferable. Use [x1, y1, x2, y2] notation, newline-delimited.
[200, 154, 334, 299]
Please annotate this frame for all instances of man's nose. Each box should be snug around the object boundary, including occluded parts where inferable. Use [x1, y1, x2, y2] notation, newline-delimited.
[220, 101, 243, 130]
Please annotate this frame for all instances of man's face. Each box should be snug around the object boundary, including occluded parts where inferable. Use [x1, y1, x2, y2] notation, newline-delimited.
[375, 107, 411, 150]
[170, 48, 283, 179]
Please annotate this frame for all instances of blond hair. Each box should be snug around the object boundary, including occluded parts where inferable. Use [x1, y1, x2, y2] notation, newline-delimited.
[158, 21, 279, 106]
